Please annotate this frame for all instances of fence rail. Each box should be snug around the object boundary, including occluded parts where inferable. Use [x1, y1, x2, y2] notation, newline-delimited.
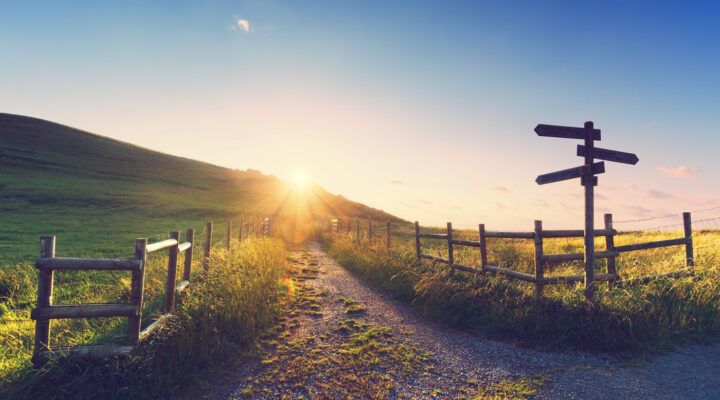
[413, 212, 696, 300]
[30, 215, 271, 366]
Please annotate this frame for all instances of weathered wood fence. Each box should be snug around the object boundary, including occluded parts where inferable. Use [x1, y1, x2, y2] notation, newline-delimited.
[327, 217, 391, 248]
[415, 212, 695, 300]
[31, 216, 271, 365]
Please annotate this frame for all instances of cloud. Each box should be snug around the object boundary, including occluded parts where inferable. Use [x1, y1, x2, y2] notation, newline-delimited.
[389, 180, 403, 185]
[232, 17, 253, 32]
[495, 202, 506, 209]
[490, 185, 509, 192]
[417, 199, 435, 205]
[647, 189, 673, 199]
[622, 183, 638, 191]
[658, 166, 697, 179]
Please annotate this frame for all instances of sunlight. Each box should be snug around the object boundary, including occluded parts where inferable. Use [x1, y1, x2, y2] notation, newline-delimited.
[290, 169, 311, 189]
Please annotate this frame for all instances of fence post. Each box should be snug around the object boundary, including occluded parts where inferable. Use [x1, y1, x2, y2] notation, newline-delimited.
[386, 221, 391, 248]
[684, 212, 694, 268]
[184, 228, 194, 282]
[127, 238, 147, 345]
[348, 217, 351, 234]
[238, 218, 244, 242]
[415, 221, 421, 259]
[203, 221, 213, 271]
[368, 221, 373, 241]
[479, 224, 488, 272]
[447, 222, 454, 274]
[165, 231, 180, 313]
[226, 221, 232, 248]
[32, 235, 55, 364]
[533, 220, 544, 302]
[356, 219, 360, 239]
[604, 214, 616, 290]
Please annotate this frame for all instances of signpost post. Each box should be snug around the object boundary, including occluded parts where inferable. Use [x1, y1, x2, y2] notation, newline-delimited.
[535, 121, 638, 298]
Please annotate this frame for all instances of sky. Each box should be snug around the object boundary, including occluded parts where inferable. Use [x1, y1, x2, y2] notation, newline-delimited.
[1, 0, 719, 230]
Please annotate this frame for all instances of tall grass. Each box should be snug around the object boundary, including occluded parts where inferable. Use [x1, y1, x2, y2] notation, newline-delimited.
[321, 230, 720, 353]
[1, 237, 288, 399]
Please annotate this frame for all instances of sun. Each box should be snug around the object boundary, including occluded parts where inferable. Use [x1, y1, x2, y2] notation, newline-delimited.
[290, 169, 311, 189]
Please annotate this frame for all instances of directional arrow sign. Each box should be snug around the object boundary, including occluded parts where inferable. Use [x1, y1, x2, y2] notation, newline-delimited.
[535, 124, 601, 140]
[577, 145, 639, 165]
[535, 162, 605, 185]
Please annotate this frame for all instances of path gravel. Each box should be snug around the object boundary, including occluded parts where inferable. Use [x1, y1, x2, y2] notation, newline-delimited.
[204, 242, 720, 399]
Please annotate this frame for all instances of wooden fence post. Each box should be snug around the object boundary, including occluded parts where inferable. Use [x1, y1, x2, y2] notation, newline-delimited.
[415, 221, 421, 259]
[386, 221, 391, 248]
[226, 221, 232, 249]
[238, 218, 244, 242]
[368, 221, 373, 241]
[479, 224, 488, 272]
[165, 231, 180, 313]
[127, 238, 147, 345]
[534, 220, 544, 302]
[203, 221, 212, 271]
[604, 214, 616, 290]
[33, 235, 55, 364]
[348, 217, 352, 234]
[356, 219, 360, 239]
[184, 228, 194, 282]
[684, 212, 694, 268]
[447, 222, 454, 274]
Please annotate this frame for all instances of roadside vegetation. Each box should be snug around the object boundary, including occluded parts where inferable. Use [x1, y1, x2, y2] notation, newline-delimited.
[320, 224, 720, 353]
[1, 238, 288, 399]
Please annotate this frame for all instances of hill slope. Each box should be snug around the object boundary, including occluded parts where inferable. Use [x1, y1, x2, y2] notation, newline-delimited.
[0, 113, 400, 259]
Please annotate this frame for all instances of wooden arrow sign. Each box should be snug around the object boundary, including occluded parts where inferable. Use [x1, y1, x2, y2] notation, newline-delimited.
[535, 124, 601, 140]
[536, 162, 605, 185]
[577, 145, 639, 165]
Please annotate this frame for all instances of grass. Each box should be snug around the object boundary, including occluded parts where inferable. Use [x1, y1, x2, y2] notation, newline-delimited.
[320, 225, 720, 353]
[0, 112, 401, 393]
[2, 237, 288, 399]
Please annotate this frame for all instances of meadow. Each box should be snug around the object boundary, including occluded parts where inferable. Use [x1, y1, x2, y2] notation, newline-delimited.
[320, 222, 720, 353]
[1, 236, 289, 399]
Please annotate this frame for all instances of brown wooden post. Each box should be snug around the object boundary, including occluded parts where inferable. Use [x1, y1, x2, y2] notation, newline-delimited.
[386, 221, 391, 248]
[368, 221, 373, 241]
[356, 219, 360, 239]
[604, 214, 616, 290]
[226, 221, 232, 248]
[479, 224, 488, 272]
[583, 121, 596, 298]
[238, 218, 244, 242]
[203, 221, 212, 271]
[127, 238, 147, 344]
[534, 220, 545, 302]
[415, 221, 421, 259]
[447, 222, 454, 274]
[33, 235, 55, 364]
[347, 217, 352, 234]
[684, 212, 694, 268]
[183, 228, 194, 282]
[165, 231, 180, 313]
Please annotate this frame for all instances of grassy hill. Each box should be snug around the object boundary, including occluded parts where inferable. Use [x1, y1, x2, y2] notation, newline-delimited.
[0, 113, 400, 260]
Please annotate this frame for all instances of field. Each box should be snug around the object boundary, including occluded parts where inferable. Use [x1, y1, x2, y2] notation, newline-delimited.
[0, 113, 398, 397]
[320, 222, 720, 353]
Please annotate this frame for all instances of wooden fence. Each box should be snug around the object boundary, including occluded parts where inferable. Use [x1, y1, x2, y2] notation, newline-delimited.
[415, 212, 695, 300]
[327, 217, 391, 248]
[30, 216, 271, 365]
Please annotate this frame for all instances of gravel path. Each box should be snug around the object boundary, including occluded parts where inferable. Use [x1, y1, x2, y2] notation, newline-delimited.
[536, 343, 720, 399]
[203, 242, 720, 399]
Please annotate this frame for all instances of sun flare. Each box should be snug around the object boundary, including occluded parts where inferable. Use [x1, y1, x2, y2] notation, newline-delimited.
[290, 169, 311, 189]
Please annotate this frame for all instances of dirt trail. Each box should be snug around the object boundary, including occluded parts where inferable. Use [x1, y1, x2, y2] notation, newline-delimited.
[204, 242, 720, 399]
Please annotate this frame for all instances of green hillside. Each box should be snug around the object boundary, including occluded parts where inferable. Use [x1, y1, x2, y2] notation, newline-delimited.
[0, 113, 400, 260]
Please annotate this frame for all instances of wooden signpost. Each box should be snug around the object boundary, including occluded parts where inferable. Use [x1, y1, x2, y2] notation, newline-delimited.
[535, 121, 638, 297]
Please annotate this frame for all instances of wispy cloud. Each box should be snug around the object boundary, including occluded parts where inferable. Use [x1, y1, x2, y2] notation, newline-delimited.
[658, 165, 697, 179]
[232, 17, 253, 33]
[389, 180, 404, 185]
[490, 185, 509, 192]
[647, 189, 674, 199]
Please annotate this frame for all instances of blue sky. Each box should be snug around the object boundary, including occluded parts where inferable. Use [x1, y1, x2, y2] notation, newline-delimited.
[1, 1, 718, 229]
